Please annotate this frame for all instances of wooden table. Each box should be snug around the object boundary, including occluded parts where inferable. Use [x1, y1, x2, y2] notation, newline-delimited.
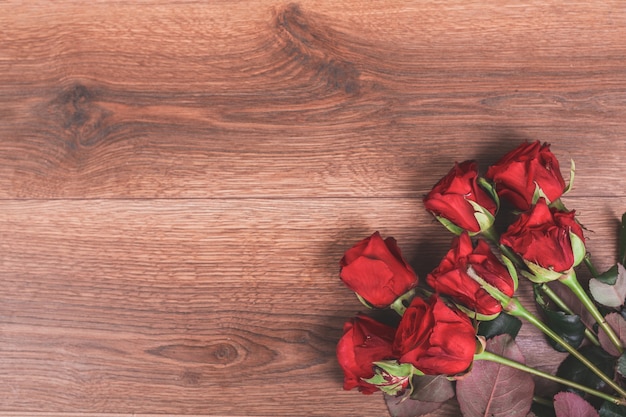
[1, 2, 625, 416]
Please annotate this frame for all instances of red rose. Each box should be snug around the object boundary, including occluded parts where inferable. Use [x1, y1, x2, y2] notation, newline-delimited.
[336, 314, 397, 394]
[340, 232, 418, 308]
[500, 198, 586, 280]
[485, 141, 566, 211]
[392, 295, 476, 375]
[424, 160, 497, 234]
[426, 233, 515, 318]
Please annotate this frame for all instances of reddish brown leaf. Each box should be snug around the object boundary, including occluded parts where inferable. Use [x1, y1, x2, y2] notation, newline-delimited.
[456, 334, 534, 417]
[553, 392, 599, 417]
[598, 312, 626, 357]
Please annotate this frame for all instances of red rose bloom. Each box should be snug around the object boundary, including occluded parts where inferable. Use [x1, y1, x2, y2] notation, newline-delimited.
[485, 141, 566, 211]
[501, 198, 585, 276]
[427, 233, 515, 318]
[424, 160, 497, 234]
[392, 295, 476, 375]
[340, 232, 418, 308]
[336, 314, 397, 394]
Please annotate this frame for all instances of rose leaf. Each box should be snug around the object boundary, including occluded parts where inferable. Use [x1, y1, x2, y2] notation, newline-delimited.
[531, 402, 557, 417]
[589, 264, 626, 308]
[599, 400, 626, 417]
[456, 334, 534, 417]
[534, 285, 586, 352]
[384, 392, 444, 417]
[477, 310, 522, 339]
[553, 392, 599, 417]
[598, 313, 626, 357]
[557, 345, 616, 397]
[617, 352, 626, 378]
[410, 374, 455, 403]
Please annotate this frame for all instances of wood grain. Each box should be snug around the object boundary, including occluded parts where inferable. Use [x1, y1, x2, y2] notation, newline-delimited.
[1, 1, 626, 416]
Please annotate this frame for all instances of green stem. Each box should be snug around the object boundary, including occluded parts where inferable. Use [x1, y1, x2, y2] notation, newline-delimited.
[583, 254, 600, 278]
[505, 297, 626, 399]
[537, 283, 600, 347]
[474, 349, 626, 406]
[481, 226, 525, 269]
[559, 270, 624, 354]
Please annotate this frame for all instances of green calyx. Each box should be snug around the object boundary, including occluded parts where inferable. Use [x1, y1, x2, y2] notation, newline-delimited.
[521, 261, 564, 283]
[363, 360, 422, 396]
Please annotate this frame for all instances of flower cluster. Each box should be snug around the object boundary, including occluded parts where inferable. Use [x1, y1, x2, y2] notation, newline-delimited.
[336, 141, 626, 417]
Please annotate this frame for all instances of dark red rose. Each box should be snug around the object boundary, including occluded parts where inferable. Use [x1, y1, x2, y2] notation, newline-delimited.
[426, 233, 516, 318]
[336, 314, 397, 394]
[485, 141, 566, 211]
[501, 198, 586, 279]
[340, 232, 418, 308]
[392, 295, 476, 375]
[424, 160, 497, 234]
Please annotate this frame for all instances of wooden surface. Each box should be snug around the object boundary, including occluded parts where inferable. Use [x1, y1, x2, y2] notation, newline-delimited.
[1, 1, 625, 416]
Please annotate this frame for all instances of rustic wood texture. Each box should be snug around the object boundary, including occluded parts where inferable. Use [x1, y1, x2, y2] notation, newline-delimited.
[1, 1, 625, 416]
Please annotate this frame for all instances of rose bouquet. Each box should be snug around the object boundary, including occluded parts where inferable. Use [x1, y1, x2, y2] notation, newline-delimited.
[336, 141, 626, 417]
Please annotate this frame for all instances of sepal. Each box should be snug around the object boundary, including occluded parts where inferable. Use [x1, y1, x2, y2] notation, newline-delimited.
[363, 360, 419, 396]
[435, 215, 466, 236]
[468, 199, 496, 234]
[570, 231, 586, 267]
[522, 261, 564, 283]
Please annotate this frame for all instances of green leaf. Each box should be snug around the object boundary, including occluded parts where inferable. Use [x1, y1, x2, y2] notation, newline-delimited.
[596, 265, 620, 286]
[617, 352, 626, 378]
[600, 401, 626, 417]
[557, 345, 617, 398]
[532, 402, 557, 417]
[477, 312, 522, 339]
[534, 286, 586, 352]
[589, 264, 626, 308]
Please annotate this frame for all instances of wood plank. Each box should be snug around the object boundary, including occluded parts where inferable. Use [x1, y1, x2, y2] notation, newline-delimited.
[1, 196, 623, 415]
[1, 2, 625, 198]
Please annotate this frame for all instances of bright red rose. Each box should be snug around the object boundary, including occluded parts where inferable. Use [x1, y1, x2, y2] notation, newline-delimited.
[485, 141, 566, 211]
[340, 232, 418, 308]
[426, 233, 515, 318]
[501, 198, 585, 279]
[424, 160, 497, 234]
[336, 314, 398, 394]
[392, 295, 476, 375]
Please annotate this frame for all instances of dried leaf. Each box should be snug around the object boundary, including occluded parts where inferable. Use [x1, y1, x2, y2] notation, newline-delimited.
[456, 334, 534, 417]
[598, 313, 626, 357]
[553, 392, 599, 417]
[589, 264, 626, 308]
[384, 392, 444, 417]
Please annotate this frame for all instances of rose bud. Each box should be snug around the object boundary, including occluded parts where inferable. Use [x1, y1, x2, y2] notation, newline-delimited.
[336, 314, 399, 394]
[427, 233, 516, 320]
[393, 295, 476, 375]
[485, 141, 567, 211]
[340, 232, 419, 308]
[424, 160, 498, 235]
[500, 198, 586, 282]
